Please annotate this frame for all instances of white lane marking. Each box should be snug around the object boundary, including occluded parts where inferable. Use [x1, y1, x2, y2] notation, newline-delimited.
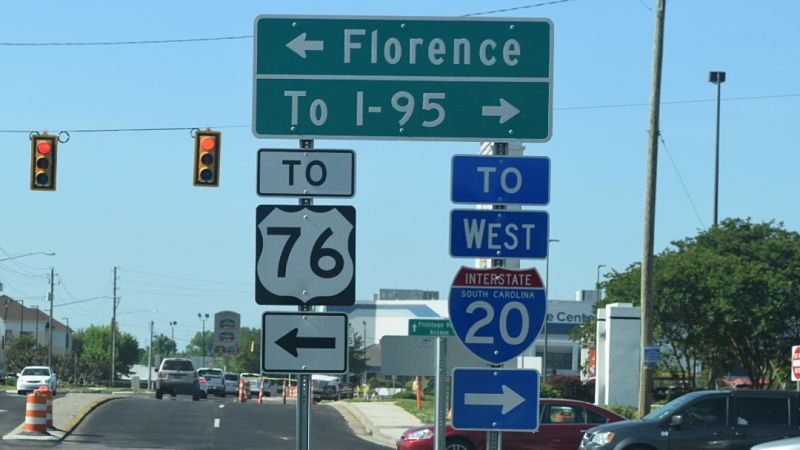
[0, 410, 8, 413]
[214, 418, 221, 428]
[219, 405, 224, 409]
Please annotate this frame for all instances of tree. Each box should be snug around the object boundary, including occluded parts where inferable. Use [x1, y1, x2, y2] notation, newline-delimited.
[226, 327, 260, 373]
[6, 335, 48, 375]
[185, 330, 214, 358]
[73, 325, 140, 384]
[571, 218, 800, 389]
[138, 334, 178, 365]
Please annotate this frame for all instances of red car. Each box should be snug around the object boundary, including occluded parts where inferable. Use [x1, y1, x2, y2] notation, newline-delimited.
[397, 398, 625, 450]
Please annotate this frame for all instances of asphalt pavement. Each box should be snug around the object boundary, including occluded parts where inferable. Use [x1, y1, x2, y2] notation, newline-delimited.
[0, 389, 424, 449]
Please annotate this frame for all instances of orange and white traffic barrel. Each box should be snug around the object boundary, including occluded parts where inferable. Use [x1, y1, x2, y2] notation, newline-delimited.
[23, 390, 48, 433]
[238, 377, 248, 403]
[37, 386, 54, 428]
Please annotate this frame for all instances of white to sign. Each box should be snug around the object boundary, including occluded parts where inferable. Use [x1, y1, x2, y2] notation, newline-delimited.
[255, 205, 355, 306]
[262, 312, 348, 374]
[257, 149, 355, 197]
[792, 345, 800, 382]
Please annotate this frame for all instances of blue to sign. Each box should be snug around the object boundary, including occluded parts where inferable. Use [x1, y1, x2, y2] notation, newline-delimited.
[451, 155, 550, 205]
[452, 368, 540, 431]
[450, 210, 549, 259]
[449, 267, 546, 364]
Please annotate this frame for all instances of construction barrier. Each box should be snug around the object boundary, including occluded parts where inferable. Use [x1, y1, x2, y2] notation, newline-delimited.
[238, 377, 248, 403]
[37, 386, 54, 428]
[257, 377, 265, 404]
[282, 380, 287, 404]
[23, 390, 48, 433]
[311, 380, 317, 405]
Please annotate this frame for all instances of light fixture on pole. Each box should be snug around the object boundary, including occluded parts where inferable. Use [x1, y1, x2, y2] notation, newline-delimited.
[709, 71, 726, 227]
[543, 238, 559, 382]
[198, 313, 209, 367]
[169, 321, 177, 343]
[596, 264, 607, 303]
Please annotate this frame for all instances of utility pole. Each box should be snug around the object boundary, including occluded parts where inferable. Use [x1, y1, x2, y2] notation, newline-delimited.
[34, 306, 39, 349]
[639, 0, 666, 418]
[19, 299, 24, 337]
[48, 267, 54, 368]
[111, 266, 118, 387]
[148, 320, 154, 391]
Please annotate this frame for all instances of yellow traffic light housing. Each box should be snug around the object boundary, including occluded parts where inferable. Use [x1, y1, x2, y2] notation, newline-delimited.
[30, 133, 58, 191]
[193, 129, 221, 187]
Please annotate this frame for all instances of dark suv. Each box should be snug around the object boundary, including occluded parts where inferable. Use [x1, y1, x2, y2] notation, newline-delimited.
[155, 358, 199, 400]
[580, 390, 800, 450]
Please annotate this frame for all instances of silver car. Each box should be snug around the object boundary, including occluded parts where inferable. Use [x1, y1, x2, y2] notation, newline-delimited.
[752, 437, 800, 449]
[197, 368, 226, 398]
[223, 372, 239, 395]
[155, 358, 199, 400]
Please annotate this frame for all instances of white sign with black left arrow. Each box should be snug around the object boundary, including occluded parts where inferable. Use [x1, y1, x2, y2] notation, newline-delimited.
[262, 312, 348, 374]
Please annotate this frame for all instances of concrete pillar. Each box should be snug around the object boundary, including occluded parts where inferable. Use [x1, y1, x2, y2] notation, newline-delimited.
[595, 309, 607, 405]
[601, 303, 641, 407]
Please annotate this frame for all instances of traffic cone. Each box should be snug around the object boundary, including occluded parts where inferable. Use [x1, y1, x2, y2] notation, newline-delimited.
[282, 379, 287, 405]
[257, 378, 264, 404]
[238, 377, 248, 403]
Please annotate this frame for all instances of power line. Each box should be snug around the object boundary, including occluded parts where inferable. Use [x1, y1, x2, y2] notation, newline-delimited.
[658, 133, 706, 229]
[0, 35, 252, 47]
[120, 268, 249, 286]
[464, 0, 577, 16]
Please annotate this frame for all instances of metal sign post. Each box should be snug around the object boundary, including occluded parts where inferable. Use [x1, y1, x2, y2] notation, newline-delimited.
[489, 142, 507, 450]
[434, 337, 447, 450]
[296, 139, 314, 450]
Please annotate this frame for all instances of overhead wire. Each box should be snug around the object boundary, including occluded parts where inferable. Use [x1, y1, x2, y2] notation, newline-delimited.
[658, 133, 706, 229]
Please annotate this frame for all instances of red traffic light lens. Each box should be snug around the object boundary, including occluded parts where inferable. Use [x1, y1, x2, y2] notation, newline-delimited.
[37, 140, 52, 155]
[200, 136, 216, 151]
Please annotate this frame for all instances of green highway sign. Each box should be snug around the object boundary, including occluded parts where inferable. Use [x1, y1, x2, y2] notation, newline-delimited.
[408, 318, 455, 336]
[253, 15, 553, 142]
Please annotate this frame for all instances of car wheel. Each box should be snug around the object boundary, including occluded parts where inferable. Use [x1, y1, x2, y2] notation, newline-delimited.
[17, 390, 23, 396]
[200, 391, 207, 399]
[220, 392, 226, 398]
[155, 390, 163, 400]
[446, 437, 476, 450]
[192, 391, 199, 401]
[52, 389, 57, 396]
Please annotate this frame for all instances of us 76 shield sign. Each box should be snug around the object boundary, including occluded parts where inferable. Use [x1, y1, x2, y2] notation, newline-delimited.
[256, 205, 355, 306]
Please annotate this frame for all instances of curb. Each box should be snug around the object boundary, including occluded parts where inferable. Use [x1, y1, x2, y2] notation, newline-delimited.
[330, 401, 394, 448]
[60, 395, 127, 437]
[2, 395, 126, 442]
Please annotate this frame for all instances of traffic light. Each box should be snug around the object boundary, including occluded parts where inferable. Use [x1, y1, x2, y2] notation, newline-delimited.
[193, 129, 221, 187]
[30, 133, 58, 191]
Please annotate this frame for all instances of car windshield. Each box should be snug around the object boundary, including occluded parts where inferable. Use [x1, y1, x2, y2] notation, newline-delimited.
[224, 374, 238, 381]
[198, 369, 222, 377]
[641, 392, 704, 421]
[21, 368, 50, 376]
[161, 360, 193, 371]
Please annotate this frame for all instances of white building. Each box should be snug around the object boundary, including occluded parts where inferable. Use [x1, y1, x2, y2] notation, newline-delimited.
[0, 296, 73, 374]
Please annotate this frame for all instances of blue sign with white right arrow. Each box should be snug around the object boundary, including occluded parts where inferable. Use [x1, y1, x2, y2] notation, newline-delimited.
[451, 367, 540, 432]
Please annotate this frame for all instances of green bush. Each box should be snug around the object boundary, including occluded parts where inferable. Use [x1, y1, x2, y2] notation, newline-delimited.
[606, 404, 639, 419]
[393, 390, 417, 400]
[541, 383, 561, 398]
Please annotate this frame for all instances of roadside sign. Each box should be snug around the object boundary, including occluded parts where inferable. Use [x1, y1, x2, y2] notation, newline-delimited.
[792, 346, 800, 382]
[644, 346, 661, 366]
[449, 267, 546, 364]
[256, 205, 355, 306]
[213, 311, 241, 356]
[262, 312, 348, 374]
[451, 155, 550, 205]
[450, 209, 549, 259]
[451, 368, 540, 431]
[253, 15, 553, 141]
[408, 318, 455, 336]
[380, 336, 511, 376]
[257, 149, 355, 197]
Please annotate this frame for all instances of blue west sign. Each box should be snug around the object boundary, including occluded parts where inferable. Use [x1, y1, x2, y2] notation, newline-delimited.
[449, 209, 548, 259]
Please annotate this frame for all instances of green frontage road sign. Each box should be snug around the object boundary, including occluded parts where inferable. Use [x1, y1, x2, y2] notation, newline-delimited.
[253, 15, 553, 142]
[408, 318, 455, 336]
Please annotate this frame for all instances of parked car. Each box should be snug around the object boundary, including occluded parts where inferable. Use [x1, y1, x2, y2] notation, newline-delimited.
[197, 368, 226, 398]
[397, 398, 625, 450]
[580, 390, 800, 450]
[752, 436, 800, 450]
[223, 372, 240, 395]
[155, 358, 198, 400]
[241, 373, 267, 398]
[16, 366, 57, 395]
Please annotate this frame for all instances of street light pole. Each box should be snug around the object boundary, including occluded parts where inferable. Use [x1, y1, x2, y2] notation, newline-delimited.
[596, 264, 607, 303]
[543, 238, 559, 382]
[169, 321, 177, 344]
[198, 313, 209, 367]
[709, 71, 726, 227]
[362, 320, 367, 387]
[48, 267, 54, 368]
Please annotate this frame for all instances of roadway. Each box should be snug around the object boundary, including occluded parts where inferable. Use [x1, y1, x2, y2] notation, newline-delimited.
[1, 394, 391, 449]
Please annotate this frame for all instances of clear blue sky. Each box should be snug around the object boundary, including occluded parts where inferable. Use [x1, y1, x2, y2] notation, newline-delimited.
[2, 0, 798, 351]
